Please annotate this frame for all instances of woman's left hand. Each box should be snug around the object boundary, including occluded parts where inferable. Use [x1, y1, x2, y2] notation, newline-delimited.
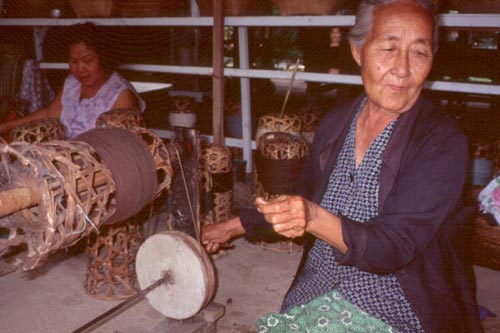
[255, 195, 318, 239]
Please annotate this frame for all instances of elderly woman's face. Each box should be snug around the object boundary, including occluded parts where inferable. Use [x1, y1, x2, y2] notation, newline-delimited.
[352, 2, 434, 114]
[68, 41, 107, 89]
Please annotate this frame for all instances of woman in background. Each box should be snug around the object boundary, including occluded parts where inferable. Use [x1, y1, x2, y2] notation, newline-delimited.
[0, 22, 144, 139]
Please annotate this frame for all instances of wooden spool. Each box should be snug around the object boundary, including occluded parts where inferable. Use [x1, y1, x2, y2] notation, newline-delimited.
[254, 114, 304, 201]
[135, 231, 215, 320]
[253, 132, 309, 254]
[9, 118, 66, 143]
[83, 113, 173, 300]
[254, 131, 309, 198]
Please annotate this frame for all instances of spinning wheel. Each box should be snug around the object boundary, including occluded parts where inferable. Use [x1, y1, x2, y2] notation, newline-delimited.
[73, 231, 218, 332]
[136, 230, 216, 320]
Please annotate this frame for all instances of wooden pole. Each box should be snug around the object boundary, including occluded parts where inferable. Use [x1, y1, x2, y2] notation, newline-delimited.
[0, 171, 110, 218]
[279, 59, 301, 118]
[212, 0, 225, 145]
[0, 187, 37, 217]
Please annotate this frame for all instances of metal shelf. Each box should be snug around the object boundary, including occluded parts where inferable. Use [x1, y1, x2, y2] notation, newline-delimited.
[1, 13, 500, 28]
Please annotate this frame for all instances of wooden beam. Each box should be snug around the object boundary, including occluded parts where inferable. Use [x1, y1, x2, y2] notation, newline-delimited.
[212, 0, 225, 145]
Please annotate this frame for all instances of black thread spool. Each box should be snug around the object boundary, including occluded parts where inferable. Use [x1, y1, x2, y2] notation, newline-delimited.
[255, 132, 309, 197]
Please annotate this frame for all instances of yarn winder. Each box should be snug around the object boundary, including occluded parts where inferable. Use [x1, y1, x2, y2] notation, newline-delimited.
[0, 124, 169, 272]
[0, 109, 224, 332]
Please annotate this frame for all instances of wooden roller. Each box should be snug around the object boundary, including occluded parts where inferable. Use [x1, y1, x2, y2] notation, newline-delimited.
[0, 170, 109, 217]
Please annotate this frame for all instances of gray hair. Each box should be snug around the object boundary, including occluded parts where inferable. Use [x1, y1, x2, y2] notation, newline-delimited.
[349, 0, 439, 54]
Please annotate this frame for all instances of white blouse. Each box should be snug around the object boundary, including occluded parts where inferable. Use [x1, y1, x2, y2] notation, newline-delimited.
[60, 72, 145, 138]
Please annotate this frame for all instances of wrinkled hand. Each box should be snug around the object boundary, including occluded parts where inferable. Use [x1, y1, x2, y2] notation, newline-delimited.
[201, 217, 244, 254]
[255, 195, 318, 239]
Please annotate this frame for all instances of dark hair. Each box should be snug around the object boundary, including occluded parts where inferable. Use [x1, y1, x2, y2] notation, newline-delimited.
[349, 0, 439, 54]
[65, 22, 117, 73]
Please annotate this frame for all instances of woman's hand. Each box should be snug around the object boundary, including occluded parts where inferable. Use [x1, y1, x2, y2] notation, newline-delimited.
[256, 195, 347, 253]
[201, 217, 245, 254]
[255, 195, 318, 239]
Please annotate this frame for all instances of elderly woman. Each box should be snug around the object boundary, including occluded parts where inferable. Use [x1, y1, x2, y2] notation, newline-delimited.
[203, 0, 482, 331]
[0, 23, 144, 139]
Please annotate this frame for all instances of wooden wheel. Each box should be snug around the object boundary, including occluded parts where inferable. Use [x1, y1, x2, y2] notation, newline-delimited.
[135, 231, 216, 320]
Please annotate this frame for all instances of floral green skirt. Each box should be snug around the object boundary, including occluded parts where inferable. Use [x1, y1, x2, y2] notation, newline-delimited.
[256, 289, 396, 333]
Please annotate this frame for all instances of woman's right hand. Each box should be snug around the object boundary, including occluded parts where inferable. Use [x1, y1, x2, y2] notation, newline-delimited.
[202, 216, 245, 254]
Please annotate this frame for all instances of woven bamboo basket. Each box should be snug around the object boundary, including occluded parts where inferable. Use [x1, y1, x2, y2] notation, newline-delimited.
[471, 215, 500, 270]
[200, 143, 233, 192]
[272, 0, 347, 15]
[95, 108, 145, 130]
[255, 113, 302, 145]
[448, 0, 500, 13]
[70, 0, 115, 17]
[254, 132, 309, 199]
[298, 111, 322, 143]
[200, 144, 233, 227]
[9, 118, 65, 143]
[0, 139, 117, 270]
[258, 132, 309, 161]
[84, 219, 143, 300]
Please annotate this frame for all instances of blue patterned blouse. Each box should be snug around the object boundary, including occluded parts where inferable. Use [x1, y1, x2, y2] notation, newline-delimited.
[282, 99, 424, 332]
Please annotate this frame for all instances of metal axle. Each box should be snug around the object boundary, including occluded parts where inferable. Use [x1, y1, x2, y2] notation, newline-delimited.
[72, 276, 166, 333]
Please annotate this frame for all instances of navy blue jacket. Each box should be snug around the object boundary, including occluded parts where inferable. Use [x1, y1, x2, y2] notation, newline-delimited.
[240, 95, 482, 332]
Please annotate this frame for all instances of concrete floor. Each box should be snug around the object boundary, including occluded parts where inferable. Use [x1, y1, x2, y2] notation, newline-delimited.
[0, 237, 301, 333]
[0, 235, 499, 333]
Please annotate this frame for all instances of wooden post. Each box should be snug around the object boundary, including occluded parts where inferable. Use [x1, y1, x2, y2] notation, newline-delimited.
[212, 0, 225, 145]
